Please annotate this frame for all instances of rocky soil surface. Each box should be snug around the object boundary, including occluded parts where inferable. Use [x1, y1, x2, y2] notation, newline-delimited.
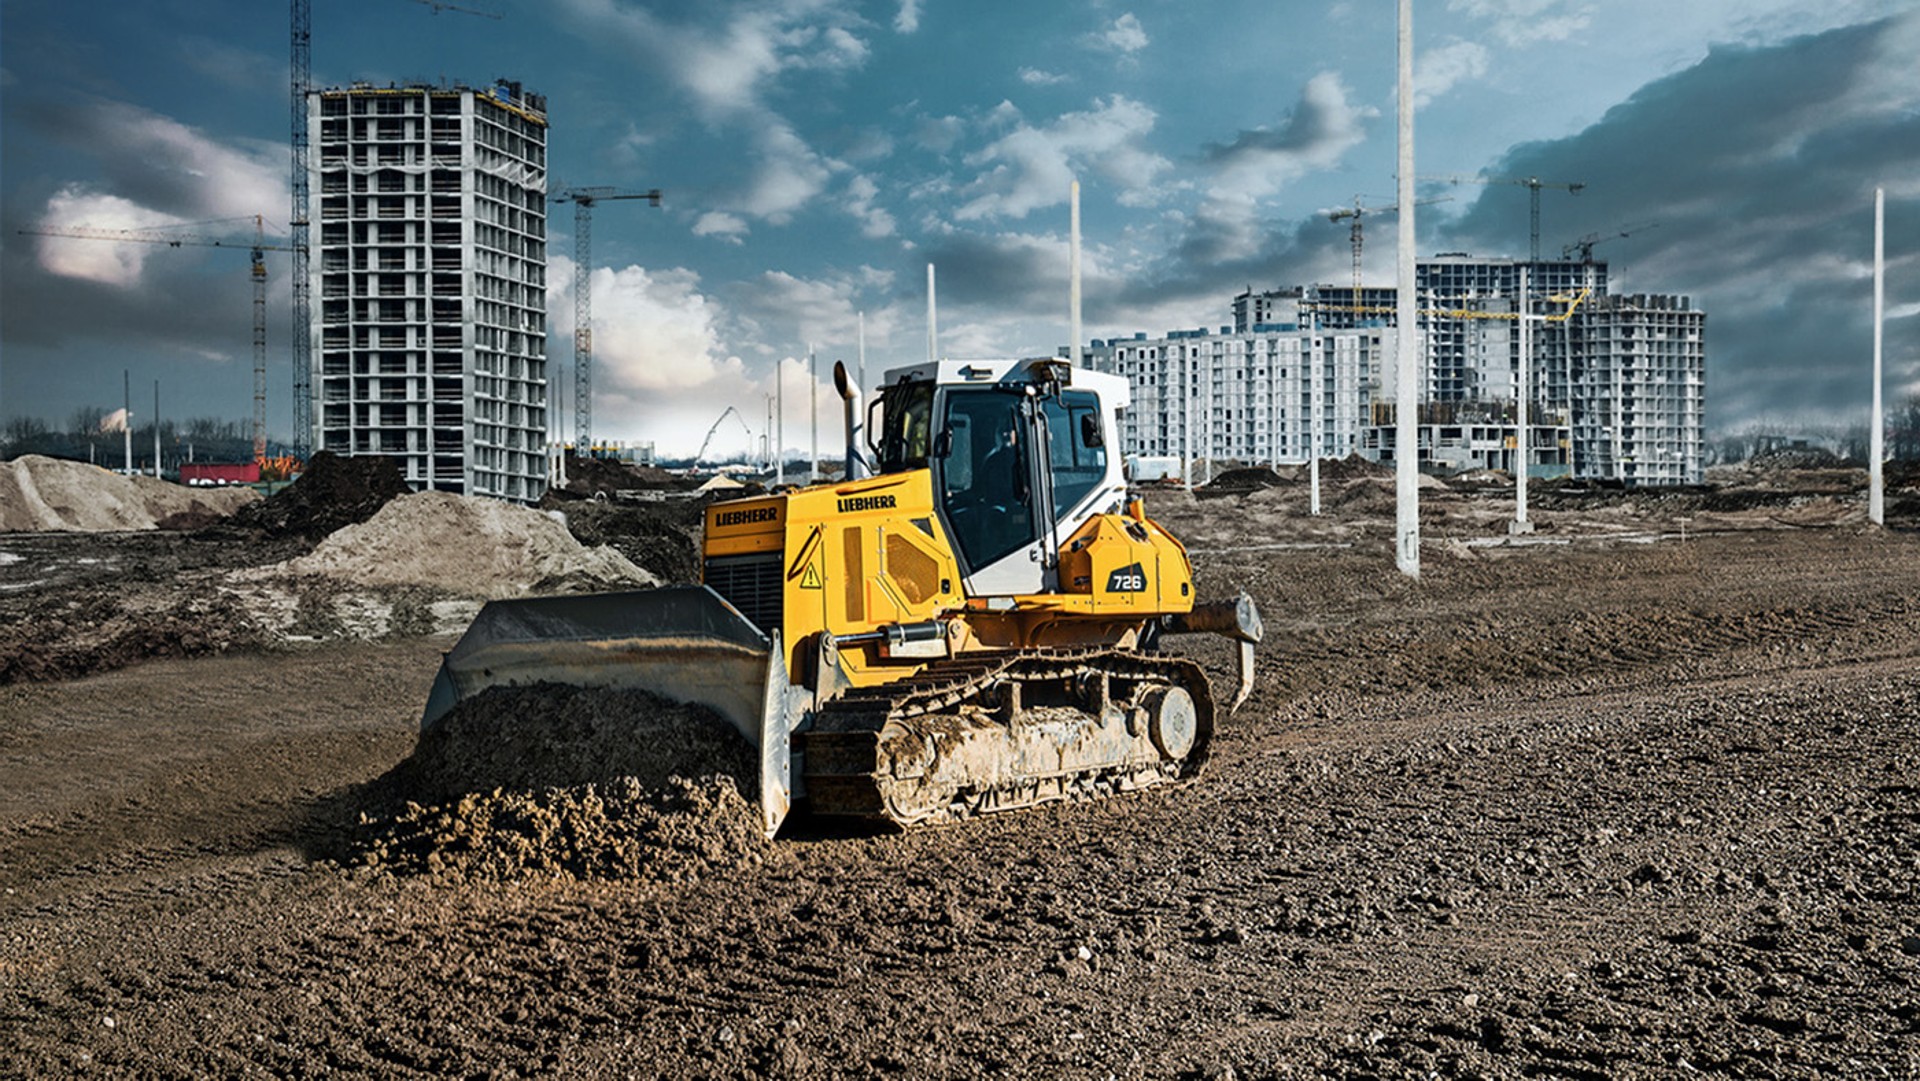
[1, 462, 1918, 1078]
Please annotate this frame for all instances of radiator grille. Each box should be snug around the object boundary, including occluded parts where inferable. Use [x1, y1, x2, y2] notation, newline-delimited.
[705, 553, 783, 638]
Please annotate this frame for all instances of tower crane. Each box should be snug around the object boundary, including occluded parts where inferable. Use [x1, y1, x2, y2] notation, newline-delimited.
[554, 186, 662, 454]
[1421, 173, 1585, 261]
[1563, 221, 1657, 263]
[1326, 195, 1449, 293]
[20, 216, 294, 461]
[694, 405, 758, 468]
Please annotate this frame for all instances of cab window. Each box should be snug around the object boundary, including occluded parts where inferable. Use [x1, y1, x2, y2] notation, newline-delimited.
[1043, 390, 1106, 520]
[876, 381, 934, 473]
[937, 389, 1036, 572]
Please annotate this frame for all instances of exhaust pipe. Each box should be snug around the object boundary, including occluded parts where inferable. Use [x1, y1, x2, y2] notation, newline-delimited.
[833, 360, 869, 480]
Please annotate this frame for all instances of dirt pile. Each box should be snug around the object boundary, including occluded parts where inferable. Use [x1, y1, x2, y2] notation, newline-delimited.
[1196, 466, 1287, 498]
[546, 495, 707, 583]
[228, 451, 410, 539]
[0, 455, 257, 532]
[349, 683, 770, 883]
[250, 491, 657, 599]
[552, 453, 690, 498]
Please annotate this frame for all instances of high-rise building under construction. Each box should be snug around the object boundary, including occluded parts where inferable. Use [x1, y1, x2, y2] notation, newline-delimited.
[308, 81, 549, 502]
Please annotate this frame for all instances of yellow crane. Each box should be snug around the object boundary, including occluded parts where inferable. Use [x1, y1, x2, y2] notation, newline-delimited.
[19, 216, 294, 460]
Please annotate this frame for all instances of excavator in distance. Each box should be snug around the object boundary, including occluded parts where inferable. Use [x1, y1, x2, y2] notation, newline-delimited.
[422, 356, 1262, 837]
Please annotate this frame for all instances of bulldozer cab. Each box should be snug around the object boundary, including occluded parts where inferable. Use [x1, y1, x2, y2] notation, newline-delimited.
[875, 360, 1126, 597]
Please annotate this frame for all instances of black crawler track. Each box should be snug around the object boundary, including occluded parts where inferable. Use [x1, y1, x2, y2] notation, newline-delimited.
[799, 648, 1217, 827]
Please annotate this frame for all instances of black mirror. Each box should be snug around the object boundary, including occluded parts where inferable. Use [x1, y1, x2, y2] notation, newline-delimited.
[1080, 412, 1104, 448]
[933, 427, 954, 459]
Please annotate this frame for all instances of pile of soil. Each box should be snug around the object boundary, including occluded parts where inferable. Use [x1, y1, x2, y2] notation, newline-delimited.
[546, 495, 708, 583]
[1197, 466, 1287, 498]
[228, 451, 410, 540]
[249, 491, 657, 599]
[551, 454, 690, 499]
[1318, 452, 1393, 483]
[0, 455, 257, 532]
[348, 683, 769, 883]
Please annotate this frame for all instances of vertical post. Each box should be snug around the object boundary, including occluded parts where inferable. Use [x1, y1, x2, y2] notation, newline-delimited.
[1309, 323, 1321, 516]
[776, 359, 785, 487]
[927, 264, 938, 363]
[858, 311, 867, 398]
[809, 343, 819, 485]
[1183, 347, 1193, 493]
[1871, 187, 1885, 527]
[1069, 179, 1082, 366]
[153, 380, 162, 478]
[1514, 265, 1533, 533]
[123, 370, 133, 476]
[1394, 0, 1420, 576]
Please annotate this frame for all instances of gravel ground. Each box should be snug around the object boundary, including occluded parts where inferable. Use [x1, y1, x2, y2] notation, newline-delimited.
[2, 479, 1917, 1078]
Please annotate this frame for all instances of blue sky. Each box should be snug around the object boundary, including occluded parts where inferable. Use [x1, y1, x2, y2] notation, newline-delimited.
[3, 0, 1916, 457]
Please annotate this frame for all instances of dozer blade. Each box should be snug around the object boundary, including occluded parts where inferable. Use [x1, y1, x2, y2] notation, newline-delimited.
[421, 585, 798, 838]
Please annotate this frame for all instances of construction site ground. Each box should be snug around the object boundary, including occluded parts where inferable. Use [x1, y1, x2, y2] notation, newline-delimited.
[3, 460, 1919, 1078]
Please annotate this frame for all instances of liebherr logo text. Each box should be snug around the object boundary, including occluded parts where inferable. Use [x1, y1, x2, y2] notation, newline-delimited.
[716, 506, 778, 527]
[836, 494, 897, 513]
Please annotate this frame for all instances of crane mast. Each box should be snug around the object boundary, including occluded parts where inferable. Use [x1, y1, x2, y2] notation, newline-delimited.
[289, 0, 311, 456]
[554, 186, 661, 455]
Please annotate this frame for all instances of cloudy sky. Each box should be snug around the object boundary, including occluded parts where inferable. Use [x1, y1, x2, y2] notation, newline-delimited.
[2, 0, 1916, 457]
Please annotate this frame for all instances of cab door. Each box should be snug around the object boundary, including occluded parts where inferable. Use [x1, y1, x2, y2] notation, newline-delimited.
[934, 387, 1046, 596]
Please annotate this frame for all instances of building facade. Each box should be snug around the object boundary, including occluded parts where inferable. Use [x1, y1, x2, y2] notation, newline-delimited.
[309, 81, 550, 502]
[1089, 324, 1395, 468]
[1097, 256, 1703, 485]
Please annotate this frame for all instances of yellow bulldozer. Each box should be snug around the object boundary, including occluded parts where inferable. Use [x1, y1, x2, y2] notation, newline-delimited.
[422, 356, 1261, 836]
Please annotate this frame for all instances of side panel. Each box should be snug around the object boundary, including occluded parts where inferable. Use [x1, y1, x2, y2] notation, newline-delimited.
[704, 473, 965, 689]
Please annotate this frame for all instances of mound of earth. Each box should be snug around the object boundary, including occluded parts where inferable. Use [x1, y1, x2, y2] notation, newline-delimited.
[0, 455, 257, 532]
[348, 683, 769, 883]
[1198, 467, 1287, 498]
[248, 491, 657, 599]
[551, 453, 690, 499]
[229, 451, 410, 539]
[545, 496, 707, 584]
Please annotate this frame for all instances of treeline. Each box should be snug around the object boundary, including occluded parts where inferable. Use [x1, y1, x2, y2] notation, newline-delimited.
[1, 413, 271, 471]
[1704, 395, 1920, 466]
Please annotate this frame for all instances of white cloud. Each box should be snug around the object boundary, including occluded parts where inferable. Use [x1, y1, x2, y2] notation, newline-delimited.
[1445, 0, 1592, 48]
[1020, 67, 1069, 86]
[556, 0, 873, 120]
[895, 0, 922, 33]
[1417, 39, 1491, 106]
[914, 113, 966, 154]
[1084, 13, 1149, 55]
[739, 122, 837, 224]
[845, 174, 898, 238]
[693, 211, 750, 243]
[1189, 72, 1373, 262]
[49, 100, 285, 224]
[32, 187, 189, 286]
[955, 95, 1169, 222]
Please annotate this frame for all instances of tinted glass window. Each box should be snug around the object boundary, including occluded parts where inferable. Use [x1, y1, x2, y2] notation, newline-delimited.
[1043, 390, 1106, 521]
[938, 389, 1036, 571]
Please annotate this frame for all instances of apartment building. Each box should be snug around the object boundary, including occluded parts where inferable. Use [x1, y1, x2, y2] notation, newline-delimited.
[1098, 256, 1703, 485]
[309, 80, 550, 502]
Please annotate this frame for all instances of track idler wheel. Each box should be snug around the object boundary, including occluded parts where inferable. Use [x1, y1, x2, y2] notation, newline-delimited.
[1141, 685, 1198, 760]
